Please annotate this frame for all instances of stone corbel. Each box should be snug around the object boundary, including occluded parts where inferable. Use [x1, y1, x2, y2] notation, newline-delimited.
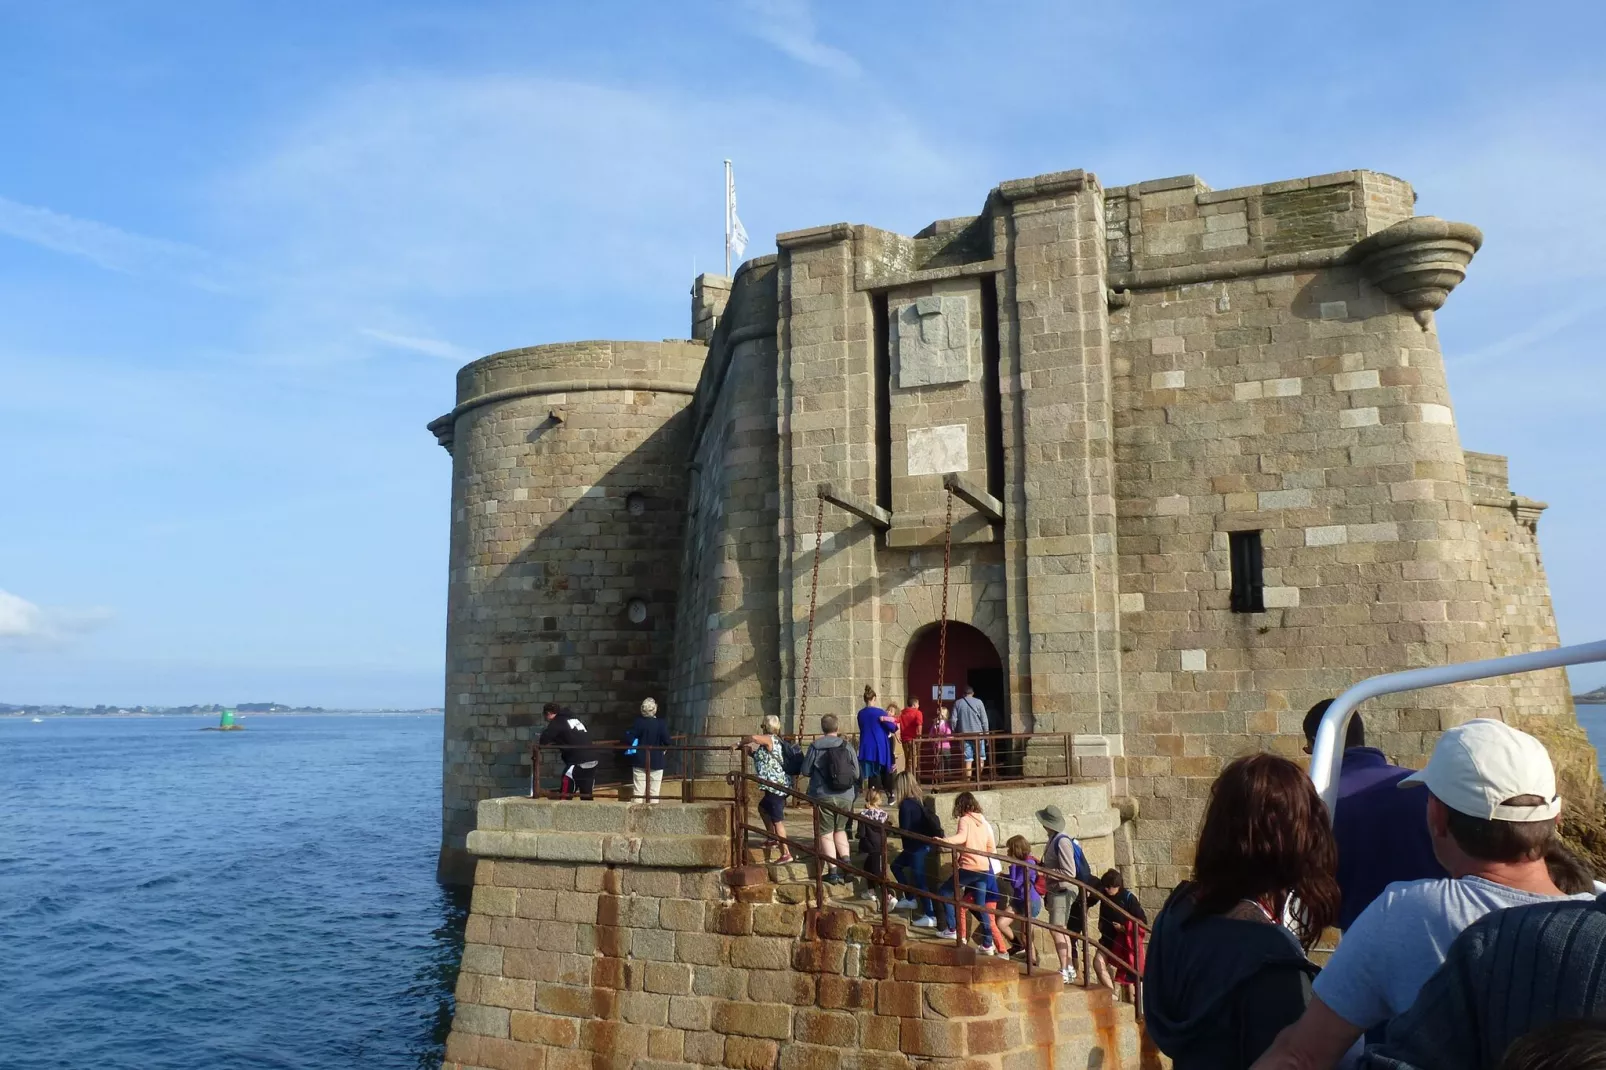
[1107, 287, 1131, 312]
[1349, 216, 1483, 330]
[1513, 495, 1548, 533]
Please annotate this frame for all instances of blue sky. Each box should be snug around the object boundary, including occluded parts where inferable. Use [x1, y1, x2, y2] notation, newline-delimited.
[2, 1, 1604, 707]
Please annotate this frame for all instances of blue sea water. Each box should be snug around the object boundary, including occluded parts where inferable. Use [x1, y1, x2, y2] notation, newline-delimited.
[0, 713, 464, 1070]
[1579, 704, 1606, 767]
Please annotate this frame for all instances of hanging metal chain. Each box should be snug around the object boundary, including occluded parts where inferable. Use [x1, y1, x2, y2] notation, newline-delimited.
[936, 483, 955, 711]
[798, 489, 828, 725]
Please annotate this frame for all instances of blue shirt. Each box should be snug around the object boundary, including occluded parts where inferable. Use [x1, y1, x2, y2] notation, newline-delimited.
[1331, 747, 1446, 929]
[857, 705, 895, 767]
[1314, 876, 1594, 1030]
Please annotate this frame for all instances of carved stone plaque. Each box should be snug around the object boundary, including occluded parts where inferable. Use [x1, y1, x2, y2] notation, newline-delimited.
[906, 424, 969, 476]
[894, 295, 972, 388]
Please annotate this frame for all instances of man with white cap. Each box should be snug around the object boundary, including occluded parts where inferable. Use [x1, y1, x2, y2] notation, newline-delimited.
[1251, 718, 1594, 1070]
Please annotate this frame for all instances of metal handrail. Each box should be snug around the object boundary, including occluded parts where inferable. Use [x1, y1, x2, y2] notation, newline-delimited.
[1311, 639, 1606, 816]
[529, 739, 743, 800]
[725, 770, 1147, 1012]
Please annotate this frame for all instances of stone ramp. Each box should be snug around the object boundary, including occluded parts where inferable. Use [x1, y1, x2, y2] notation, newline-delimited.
[443, 798, 1164, 1070]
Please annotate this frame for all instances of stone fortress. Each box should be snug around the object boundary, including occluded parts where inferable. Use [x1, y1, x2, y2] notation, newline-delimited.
[429, 163, 1575, 901]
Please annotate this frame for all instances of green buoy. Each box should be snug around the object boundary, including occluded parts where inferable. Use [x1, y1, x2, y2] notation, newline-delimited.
[203, 707, 244, 731]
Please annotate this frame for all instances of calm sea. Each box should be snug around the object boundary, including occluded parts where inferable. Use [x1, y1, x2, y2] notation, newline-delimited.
[0, 713, 465, 1070]
[1580, 704, 1606, 766]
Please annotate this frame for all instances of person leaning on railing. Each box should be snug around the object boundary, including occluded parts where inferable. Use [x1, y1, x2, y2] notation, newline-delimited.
[537, 702, 602, 800]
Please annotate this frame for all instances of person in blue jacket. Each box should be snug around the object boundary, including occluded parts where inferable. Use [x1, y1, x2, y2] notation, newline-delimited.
[627, 697, 672, 803]
[856, 685, 898, 793]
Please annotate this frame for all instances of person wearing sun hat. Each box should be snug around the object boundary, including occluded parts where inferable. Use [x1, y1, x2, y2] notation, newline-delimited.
[1251, 718, 1595, 1070]
[1038, 804, 1093, 985]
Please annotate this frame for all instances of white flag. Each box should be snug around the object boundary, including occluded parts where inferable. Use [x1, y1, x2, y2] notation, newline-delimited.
[727, 165, 749, 263]
[729, 208, 749, 262]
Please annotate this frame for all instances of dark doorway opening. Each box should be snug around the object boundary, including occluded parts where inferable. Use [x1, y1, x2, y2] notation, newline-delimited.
[904, 622, 1015, 782]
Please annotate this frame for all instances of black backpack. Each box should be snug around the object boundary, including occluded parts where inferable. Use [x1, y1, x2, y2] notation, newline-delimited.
[821, 745, 856, 793]
[780, 738, 804, 777]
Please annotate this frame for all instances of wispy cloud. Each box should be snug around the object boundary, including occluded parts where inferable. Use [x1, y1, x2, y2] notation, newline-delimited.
[214, 74, 974, 358]
[359, 328, 469, 361]
[0, 195, 229, 290]
[1449, 292, 1606, 370]
[0, 589, 113, 646]
[739, 0, 860, 76]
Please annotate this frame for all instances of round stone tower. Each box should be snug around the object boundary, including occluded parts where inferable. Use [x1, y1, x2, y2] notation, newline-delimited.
[428, 339, 707, 883]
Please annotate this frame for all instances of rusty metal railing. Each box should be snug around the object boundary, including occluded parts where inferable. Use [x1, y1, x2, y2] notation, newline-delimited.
[529, 738, 744, 801]
[725, 771, 1147, 1014]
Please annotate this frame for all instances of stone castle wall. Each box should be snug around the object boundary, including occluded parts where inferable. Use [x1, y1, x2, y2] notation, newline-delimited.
[771, 224, 1013, 730]
[668, 262, 784, 742]
[1465, 451, 1574, 723]
[1100, 172, 1512, 892]
[433, 163, 1580, 901]
[432, 340, 707, 882]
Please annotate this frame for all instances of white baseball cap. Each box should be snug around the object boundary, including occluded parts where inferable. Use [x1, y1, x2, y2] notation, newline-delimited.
[1401, 718, 1561, 822]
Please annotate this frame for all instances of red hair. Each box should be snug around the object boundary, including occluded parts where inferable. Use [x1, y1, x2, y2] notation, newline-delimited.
[1191, 753, 1339, 948]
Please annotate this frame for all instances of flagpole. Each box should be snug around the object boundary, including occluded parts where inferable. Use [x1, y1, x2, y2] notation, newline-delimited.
[723, 159, 732, 276]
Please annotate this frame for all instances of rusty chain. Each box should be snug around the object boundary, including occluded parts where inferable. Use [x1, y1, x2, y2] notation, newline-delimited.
[797, 488, 827, 726]
[936, 482, 954, 713]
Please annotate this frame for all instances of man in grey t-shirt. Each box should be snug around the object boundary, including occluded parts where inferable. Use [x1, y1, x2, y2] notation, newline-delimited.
[951, 686, 989, 779]
[1251, 719, 1590, 1070]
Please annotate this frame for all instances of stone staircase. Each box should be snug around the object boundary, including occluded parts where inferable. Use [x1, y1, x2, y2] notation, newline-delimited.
[721, 860, 1162, 1070]
[445, 793, 1164, 1070]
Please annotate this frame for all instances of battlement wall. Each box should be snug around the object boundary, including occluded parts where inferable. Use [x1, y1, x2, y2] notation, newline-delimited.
[1104, 170, 1415, 279]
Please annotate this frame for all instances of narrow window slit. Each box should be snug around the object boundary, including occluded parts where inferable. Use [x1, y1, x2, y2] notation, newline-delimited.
[1230, 530, 1265, 613]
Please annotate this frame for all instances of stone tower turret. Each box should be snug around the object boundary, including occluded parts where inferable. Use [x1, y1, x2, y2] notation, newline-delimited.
[428, 339, 706, 883]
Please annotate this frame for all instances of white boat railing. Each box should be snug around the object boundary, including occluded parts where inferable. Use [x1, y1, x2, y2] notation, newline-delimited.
[1313, 640, 1606, 895]
[1310, 639, 1606, 816]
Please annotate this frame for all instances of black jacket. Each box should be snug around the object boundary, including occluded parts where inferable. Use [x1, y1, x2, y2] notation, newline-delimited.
[1099, 888, 1148, 945]
[626, 716, 672, 770]
[897, 797, 941, 845]
[537, 713, 600, 769]
[1143, 882, 1318, 1070]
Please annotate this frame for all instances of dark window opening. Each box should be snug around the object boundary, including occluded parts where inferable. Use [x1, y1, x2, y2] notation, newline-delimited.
[872, 291, 892, 511]
[1229, 531, 1265, 613]
[980, 275, 1004, 501]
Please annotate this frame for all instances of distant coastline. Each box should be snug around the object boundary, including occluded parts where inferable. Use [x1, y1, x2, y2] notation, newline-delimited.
[1578, 688, 1606, 706]
[3, 703, 444, 718]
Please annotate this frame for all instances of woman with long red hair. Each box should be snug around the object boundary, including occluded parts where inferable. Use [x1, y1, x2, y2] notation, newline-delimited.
[1143, 753, 1340, 1069]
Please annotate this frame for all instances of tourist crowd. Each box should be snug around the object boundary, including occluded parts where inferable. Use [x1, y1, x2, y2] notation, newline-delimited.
[534, 689, 1606, 1069]
[1145, 708, 1602, 1070]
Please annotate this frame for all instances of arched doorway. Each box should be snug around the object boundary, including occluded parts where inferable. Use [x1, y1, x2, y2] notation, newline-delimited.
[904, 622, 1008, 732]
